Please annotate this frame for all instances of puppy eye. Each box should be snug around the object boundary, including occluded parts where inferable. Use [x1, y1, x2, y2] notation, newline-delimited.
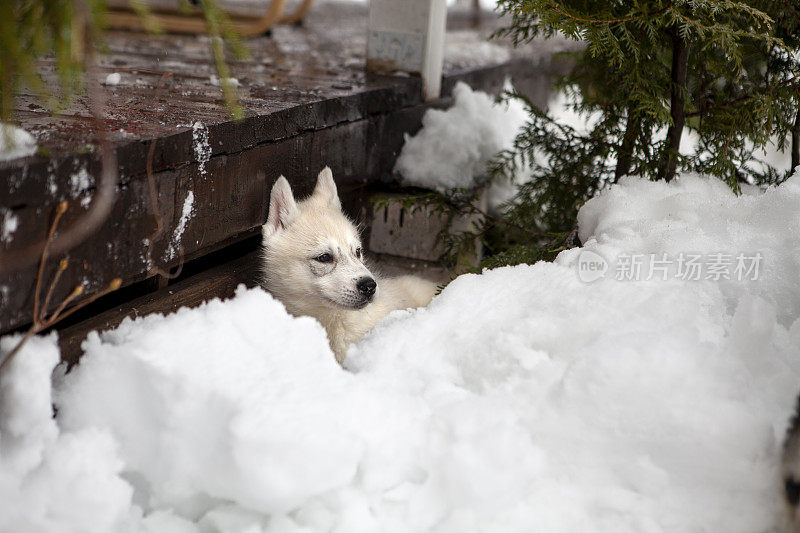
[314, 253, 334, 263]
[355, 247, 362, 258]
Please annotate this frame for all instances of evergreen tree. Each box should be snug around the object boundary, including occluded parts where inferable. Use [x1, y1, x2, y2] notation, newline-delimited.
[438, 0, 800, 270]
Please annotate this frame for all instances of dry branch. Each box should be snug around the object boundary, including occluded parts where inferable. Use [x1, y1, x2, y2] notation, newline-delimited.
[0, 202, 121, 374]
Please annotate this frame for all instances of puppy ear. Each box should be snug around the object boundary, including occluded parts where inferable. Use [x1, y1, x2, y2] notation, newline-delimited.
[312, 167, 341, 210]
[263, 176, 299, 238]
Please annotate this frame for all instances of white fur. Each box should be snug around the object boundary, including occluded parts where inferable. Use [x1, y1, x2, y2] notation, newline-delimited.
[261, 167, 438, 363]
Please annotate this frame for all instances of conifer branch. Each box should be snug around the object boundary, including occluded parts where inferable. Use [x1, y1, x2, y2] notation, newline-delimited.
[472, 0, 798, 270]
[545, 2, 672, 24]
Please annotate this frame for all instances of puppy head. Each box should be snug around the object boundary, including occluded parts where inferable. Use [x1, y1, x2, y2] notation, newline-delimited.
[262, 167, 378, 312]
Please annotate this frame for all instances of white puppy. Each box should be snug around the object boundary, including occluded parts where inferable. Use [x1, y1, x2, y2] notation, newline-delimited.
[261, 167, 437, 362]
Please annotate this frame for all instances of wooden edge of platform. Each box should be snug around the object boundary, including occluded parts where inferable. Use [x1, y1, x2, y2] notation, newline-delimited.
[56, 247, 262, 367]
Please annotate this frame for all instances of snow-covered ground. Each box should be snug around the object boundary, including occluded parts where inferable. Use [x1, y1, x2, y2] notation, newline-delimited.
[1, 169, 799, 533]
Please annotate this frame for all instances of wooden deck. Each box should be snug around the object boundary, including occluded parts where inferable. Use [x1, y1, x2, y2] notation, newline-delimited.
[0, 1, 560, 356]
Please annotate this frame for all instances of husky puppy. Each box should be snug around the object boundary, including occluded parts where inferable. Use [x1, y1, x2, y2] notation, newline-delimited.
[261, 167, 437, 363]
[784, 395, 800, 531]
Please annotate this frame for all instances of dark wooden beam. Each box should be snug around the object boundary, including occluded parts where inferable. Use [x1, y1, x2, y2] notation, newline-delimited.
[57, 248, 262, 367]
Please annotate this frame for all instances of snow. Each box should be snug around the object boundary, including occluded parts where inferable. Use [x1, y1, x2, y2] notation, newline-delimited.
[47, 174, 57, 195]
[547, 90, 599, 135]
[192, 121, 211, 178]
[0, 334, 134, 533]
[105, 73, 122, 86]
[69, 167, 93, 196]
[2, 171, 800, 532]
[1, 209, 18, 244]
[165, 191, 194, 261]
[395, 81, 528, 194]
[576, 172, 800, 322]
[210, 75, 240, 87]
[0, 123, 37, 161]
[69, 167, 95, 208]
[444, 33, 511, 70]
[754, 138, 793, 175]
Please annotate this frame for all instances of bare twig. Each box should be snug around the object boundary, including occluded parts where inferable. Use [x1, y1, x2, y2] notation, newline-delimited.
[33, 201, 67, 322]
[41, 259, 69, 320]
[45, 286, 85, 325]
[0, 201, 120, 374]
[0, 274, 121, 373]
[44, 279, 121, 325]
[0, 0, 123, 371]
[0, 203, 68, 373]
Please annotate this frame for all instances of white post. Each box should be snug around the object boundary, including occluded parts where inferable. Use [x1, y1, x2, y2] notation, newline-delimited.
[366, 0, 447, 101]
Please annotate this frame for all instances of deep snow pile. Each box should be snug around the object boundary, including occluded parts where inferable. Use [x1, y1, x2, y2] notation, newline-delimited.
[576, 172, 800, 323]
[0, 334, 133, 533]
[394, 81, 527, 193]
[1, 172, 800, 532]
[393, 84, 597, 211]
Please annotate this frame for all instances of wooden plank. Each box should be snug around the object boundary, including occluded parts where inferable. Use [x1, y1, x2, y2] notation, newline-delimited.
[57, 248, 263, 367]
[0, 79, 422, 208]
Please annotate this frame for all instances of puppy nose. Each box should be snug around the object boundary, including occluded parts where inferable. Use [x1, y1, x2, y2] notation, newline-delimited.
[356, 277, 377, 297]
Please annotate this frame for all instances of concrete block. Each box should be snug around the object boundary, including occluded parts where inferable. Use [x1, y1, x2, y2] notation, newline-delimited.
[367, 189, 487, 263]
